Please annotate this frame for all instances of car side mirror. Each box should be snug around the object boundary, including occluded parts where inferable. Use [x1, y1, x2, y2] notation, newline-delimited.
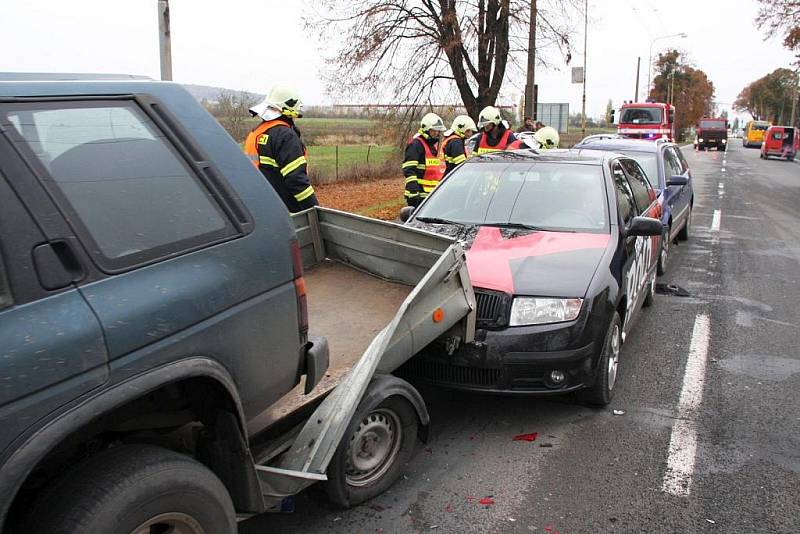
[627, 216, 663, 237]
[399, 206, 415, 223]
[668, 110, 675, 124]
[666, 175, 688, 187]
[610, 110, 616, 125]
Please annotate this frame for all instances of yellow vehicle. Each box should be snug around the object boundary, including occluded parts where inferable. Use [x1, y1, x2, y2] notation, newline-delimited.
[743, 120, 770, 148]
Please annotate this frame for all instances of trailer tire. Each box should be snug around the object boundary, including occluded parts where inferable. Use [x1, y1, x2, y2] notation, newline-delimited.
[21, 444, 236, 534]
[325, 395, 418, 508]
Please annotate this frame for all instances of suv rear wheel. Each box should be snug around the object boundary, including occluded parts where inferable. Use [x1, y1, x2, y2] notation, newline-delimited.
[23, 445, 236, 534]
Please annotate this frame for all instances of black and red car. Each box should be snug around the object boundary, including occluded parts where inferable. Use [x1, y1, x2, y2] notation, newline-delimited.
[398, 149, 663, 404]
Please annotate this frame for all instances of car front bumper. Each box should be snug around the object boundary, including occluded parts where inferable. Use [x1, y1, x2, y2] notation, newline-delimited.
[399, 321, 602, 395]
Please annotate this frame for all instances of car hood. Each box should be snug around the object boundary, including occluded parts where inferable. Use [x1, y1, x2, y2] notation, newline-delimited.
[410, 222, 610, 296]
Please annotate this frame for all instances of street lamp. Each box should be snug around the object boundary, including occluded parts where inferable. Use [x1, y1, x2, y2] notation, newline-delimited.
[647, 32, 687, 99]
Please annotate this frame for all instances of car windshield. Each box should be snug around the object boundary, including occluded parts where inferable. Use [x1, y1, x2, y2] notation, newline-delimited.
[699, 120, 725, 129]
[614, 151, 659, 187]
[414, 162, 609, 233]
[753, 122, 769, 131]
[620, 107, 662, 125]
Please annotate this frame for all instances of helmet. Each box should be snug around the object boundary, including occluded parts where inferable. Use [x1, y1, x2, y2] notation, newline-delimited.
[450, 115, 477, 136]
[533, 126, 560, 149]
[420, 112, 446, 132]
[249, 84, 303, 120]
[477, 106, 502, 128]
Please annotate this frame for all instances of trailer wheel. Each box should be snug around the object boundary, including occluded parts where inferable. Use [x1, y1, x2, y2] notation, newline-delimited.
[21, 444, 235, 534]
[325, 395, 418, 508]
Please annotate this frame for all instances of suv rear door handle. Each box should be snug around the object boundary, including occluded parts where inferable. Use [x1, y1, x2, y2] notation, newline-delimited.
[33, 240, 86, 290]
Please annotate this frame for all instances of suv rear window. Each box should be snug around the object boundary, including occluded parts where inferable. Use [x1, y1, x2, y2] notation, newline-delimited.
[2, 101, 236, 271]
[699, 120, 725, 129]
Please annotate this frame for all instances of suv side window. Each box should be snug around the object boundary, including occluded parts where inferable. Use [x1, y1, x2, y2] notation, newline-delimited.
[612, 162, 636, 224]
[2, 101, 237, 272]
[619, 159, 653, 213]
[664, 147, 684, 177]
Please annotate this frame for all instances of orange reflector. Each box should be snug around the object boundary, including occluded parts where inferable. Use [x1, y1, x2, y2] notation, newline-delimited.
[432, 308, 444, 323]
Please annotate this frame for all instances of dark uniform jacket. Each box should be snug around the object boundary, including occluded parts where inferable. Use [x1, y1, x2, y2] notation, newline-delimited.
[402, 132, 439, 206]
[442, 135, 467, 176]
[252, 118, 318, 213]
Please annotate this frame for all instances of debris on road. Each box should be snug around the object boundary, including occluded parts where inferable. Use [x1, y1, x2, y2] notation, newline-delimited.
[613, 409, 626, 416]
[656, 283, 692, 297]
[540, 442, 554, 448]
[706, 519, 716, 524]
[512, 432, 539, 442]
[479, 497, 495, 505]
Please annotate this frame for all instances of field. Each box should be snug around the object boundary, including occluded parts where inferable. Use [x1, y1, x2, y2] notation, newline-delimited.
[315, 176, 405, 220]
[306, 144, 398, 183]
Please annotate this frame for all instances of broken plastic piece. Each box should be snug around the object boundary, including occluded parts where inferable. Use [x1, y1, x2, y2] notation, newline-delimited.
[512, 432, 539, 442]
[613, 409, 626, 416]
[479, 497, 495, 505]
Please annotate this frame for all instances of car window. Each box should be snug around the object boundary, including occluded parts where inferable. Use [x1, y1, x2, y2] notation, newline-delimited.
[619, 159, 652, 214]
[615, 150, 658, 188]
[612, 162, 636, 225]
[663, 147, 684, 177]
[414, 161, 609, 232]
[674, 147, 689, 173]
[2, 101, 236, 270]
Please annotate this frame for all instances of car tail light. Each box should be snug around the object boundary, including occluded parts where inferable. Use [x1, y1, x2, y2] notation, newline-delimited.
[290, 239, 308, 338]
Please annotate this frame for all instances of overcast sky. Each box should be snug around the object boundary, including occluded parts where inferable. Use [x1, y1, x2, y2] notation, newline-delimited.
[2, 0, 795, 121]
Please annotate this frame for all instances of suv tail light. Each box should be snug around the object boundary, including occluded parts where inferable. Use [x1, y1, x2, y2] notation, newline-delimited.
[290, 239, 308, 339]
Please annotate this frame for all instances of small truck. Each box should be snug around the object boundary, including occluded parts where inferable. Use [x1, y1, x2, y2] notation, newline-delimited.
[0, 73, 475, 533]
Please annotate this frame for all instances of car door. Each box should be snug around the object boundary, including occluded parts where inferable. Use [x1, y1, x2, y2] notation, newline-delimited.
[1, 97, 303, 423]
[611, 161, 643, 329]
[0, 151, 107, 454]
[618, 159, 659, 320]
[665, 146, 691, 238]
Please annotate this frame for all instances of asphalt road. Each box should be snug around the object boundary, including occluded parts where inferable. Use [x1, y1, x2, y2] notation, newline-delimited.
[241, 141, 800, 534]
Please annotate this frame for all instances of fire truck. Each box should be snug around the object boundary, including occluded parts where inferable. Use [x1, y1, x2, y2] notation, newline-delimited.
[615, 102, 675, 142]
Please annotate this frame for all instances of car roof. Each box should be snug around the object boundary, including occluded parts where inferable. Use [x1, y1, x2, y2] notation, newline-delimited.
[0, 72, 150, 82]
[467, 148, 618, 165]
[573, 138, 668, 153]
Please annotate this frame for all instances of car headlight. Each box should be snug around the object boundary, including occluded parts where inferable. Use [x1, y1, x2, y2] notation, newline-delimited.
[721, 138, 727, 143]
[509, 297, 583, 326]
[698, 138, 704, 142]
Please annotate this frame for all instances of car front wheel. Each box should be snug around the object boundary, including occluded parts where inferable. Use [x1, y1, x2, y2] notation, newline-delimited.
[657, 226, 670, 275]
[580, 312, 622, 406]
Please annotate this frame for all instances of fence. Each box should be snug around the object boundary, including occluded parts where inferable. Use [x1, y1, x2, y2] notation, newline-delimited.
[307, 144, 398, 184]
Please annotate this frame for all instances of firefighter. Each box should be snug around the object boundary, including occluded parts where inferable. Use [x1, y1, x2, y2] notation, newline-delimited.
[474, 106, 519, 154]
[533, 126, 560, 149]
[440, 115, 477, 176]
[245, 85, 318, 213]
[403, 112, 446, 207]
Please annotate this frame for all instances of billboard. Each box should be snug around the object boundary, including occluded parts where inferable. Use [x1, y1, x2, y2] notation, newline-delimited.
[571, 67, 584, 84]
[537, 103, 569, 133]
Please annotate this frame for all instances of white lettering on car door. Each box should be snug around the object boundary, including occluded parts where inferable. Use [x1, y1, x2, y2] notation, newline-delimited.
[624, 234, 653, 324]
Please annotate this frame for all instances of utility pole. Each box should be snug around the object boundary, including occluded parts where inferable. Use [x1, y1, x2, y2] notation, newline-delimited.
[634, 56, 640, 102]
[524, 0, 537, 121]
[158, 0, 173, 81]
[581, 0, 588, 136]
[791, 69, 799, 127]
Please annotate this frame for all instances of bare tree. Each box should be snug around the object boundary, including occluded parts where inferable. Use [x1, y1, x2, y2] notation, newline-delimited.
[306, 0, 577, 118]
[755, 0, 800, 65]
[214, 90, 260, 143]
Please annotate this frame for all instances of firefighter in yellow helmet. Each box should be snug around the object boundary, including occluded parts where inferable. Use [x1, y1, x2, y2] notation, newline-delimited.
[533, 126, 560, 149]
[439, 115, 477, 176]
[402, 112, 446, 207]
[244, 85, 318, 213]
[474, 105, 519, 154]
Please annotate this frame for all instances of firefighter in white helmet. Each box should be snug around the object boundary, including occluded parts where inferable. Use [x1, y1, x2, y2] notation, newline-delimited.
[244, 85, 317, 213]
[439, 115, 477, 176]
[402, 112, 446, 207]
[533, 126, 560, 149]
[474, 105, 520, 154]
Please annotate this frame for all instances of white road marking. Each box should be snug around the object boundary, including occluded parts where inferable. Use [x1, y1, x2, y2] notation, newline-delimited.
[721, 168, 726, 172]
[710, 210, 721, 232]
[662, 314, 711, 497]
[718, 183, 724, 189]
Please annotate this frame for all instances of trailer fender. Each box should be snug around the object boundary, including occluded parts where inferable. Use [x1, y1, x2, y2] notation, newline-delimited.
[363, 374, 430, 443]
